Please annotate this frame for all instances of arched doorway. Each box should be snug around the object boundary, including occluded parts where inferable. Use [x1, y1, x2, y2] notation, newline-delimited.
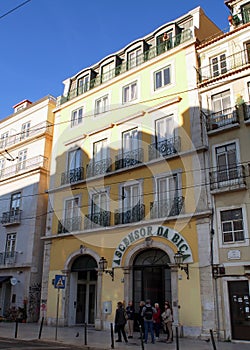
[71, 254, 97, 324]
[133, 248, 171, 313]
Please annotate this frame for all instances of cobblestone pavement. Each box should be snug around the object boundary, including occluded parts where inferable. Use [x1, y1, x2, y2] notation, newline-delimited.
[0, 322, 249, 350]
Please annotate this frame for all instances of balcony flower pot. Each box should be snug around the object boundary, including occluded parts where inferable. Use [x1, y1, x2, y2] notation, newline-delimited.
[228, 15, 233, 24]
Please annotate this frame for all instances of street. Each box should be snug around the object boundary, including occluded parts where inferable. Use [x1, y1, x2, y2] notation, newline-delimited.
[0, 338, 82, 350]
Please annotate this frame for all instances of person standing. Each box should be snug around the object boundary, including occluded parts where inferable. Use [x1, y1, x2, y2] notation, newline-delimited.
[161, 301, 173, 343]
[126, 301, 135, 339]
[138, 300, 145, 339]
[115, 301, 128, 343]
[153, 302, 161, 340]
[141, 299, 156, 344]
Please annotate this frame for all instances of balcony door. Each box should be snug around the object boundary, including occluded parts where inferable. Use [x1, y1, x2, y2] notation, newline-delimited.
[64, 197, 80, 232]
[156, 175, 178, 217]
[215, 143, 238, 184]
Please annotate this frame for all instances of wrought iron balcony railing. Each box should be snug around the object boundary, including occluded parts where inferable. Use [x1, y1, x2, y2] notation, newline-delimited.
[198, 49, 250, 83]
[207, 107, 239, 131]
[0, 155, 48, 180]
[0, 121, 53, 150]
[148, 136, 181, 161]
[0, 251, 17, 265]
[86, 158, 112, 178]
[115, 203, 145, 225]
[210, 164, 245, 190]
[59, 29, 192, 104]
[230, 7, 250, 26]
[57, 216, 82, 233]
[1, 209, 22, 226]
[150, 196, 184, 219]
[61, 167, 84, 185]
[84, 211, 111, 229]
[115, 148, 144, 170]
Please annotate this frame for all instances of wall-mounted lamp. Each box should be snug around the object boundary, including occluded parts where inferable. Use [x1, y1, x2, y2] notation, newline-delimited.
[99, 257, 114, 281]
[174, 251, 189, 279]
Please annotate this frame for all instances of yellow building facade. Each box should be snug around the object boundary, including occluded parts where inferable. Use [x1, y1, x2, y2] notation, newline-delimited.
[41, 7, 221, 338]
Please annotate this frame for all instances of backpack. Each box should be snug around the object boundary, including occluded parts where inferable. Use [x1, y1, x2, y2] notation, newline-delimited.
[144, 305, 153, 320]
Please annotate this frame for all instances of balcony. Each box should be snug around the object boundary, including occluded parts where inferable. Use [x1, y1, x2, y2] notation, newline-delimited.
[198, 49, 250, 84]
[115, 148, 144, 170]
[207, 107, 239, 131]
[84, 211, 111, 229]
[115, 203, 145, 225]
[230, 8, 250, 27]
[0, 251, 17, 265]
[148, 136, 181, 161]
[59, 29, 192, 104]
[150, 197, 184, 219]
[1, 209, 22, 226]
[0, 121, 53, 150]
[61, 167, 84, 185]
[57, 216, 82, 233]
[86, 158, 112, 178]
[0, 155, 48, 180]
[210, 165, 246, 191]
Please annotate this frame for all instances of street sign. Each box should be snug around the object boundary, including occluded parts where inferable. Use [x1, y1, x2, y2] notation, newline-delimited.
[54, 274, 66, 289]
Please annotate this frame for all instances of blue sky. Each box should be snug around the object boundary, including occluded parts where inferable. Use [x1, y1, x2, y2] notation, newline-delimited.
[0, 0, 230, 119]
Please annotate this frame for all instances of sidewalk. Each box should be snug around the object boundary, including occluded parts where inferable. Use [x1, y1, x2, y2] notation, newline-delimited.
[0, 321, 249, 350]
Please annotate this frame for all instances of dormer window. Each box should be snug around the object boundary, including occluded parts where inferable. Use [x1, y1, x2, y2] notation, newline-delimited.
[128, 48, 142, 69]
[101, 61, 115, 83]
[78, 75, 89, 94]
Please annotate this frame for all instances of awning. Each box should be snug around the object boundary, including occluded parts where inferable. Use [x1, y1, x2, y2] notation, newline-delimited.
[0, 276, 12, 284]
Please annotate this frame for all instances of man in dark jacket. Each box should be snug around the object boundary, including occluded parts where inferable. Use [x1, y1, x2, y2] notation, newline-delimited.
[141, 299, 156, 344]
[115, 301, 128, 343]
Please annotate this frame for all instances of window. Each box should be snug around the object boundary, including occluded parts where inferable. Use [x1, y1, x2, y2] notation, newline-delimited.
[10, 192, 21, 213]
[64, 197, 81, 231]
[123, 128, 139, 152]
[91, 192, 108, 215]
[157, 175, 178, 205]
[71, 108, 83, 127]
[20, 121, 30, 140]
[122, 183, 140, 211]
[0, 158, 4, 178]
[101, 62, 115, 82]
[215, 143, 238, 183]
[221, 208, 245, 243]
[95, 95, 109, 115]
[246, 42, 250, 63]
[5, 233, 16, 258]
[0, 132, 9, 148]
[156, 115, 175, 142]
[68, 148, 81, 170]
[211, 53, 227, 77]
[78, 76, 89, 94]
[17, 149, 27, 170]
[242, 3, 250, 24]
[93, 139, 108, 162]
[128, 48, 142, 69]
[212, 90, 231, 114]
[154, 66, 171, 90]
[122, 81, 137, 103]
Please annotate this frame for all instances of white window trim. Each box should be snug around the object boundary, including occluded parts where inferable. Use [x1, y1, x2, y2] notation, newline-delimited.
[94, 94, 110, 116]
[217, 204, 249, 248]
[121, 78, 140, 105]
[153, 169, 182, 202]
[88, 187, 110, 215]
[150, 60, 175, 95]
[118, 179, 143, 210]
[63, 195, 81, 220]
[66, 147, 82, 170]
[212, 139, 240, 169]
[70, 106, 84, 127]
